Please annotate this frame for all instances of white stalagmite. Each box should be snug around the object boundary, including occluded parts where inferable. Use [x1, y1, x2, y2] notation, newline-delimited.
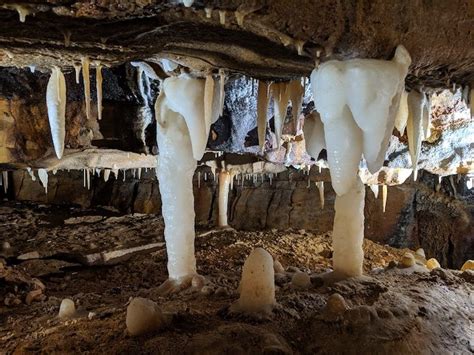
[81, 57, 91, 120]
[382, 184, 388, 213]
[370, 184, 379, 199]
[332, 177, 365, 277]
[46, 67, 66, 159]
[316, 181, 325, 209]
[96, 62, 103, 121]
[270, 82, 290, 149]
[218, 170, 231, 227]
[154, 76, 212, 281]
[303, 111, 326, 159]
[232, 248, 275, 314]
[406, 90, 425, 181]
[394, 90, 409, 135]
[38, 169, 48, 194]
[312, 45, 411, 177]
[257, 81, 269, 150]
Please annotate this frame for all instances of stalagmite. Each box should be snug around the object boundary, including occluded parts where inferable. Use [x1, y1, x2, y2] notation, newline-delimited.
[270, 82, 291, 149]
[407, 90, 425, 181]
[58, 299, 76, 319]
[382, 184, 388, 213]
[316, 181, 324, 209]
[257, 81, 269, 150]
[38, 169, 48, 194]
[81, 57, 91, 120]
[394, 91, 409, 135]
[332, 177, 365, 277]
[46, 67, 66, 159]
[370, 184, 379, 199]
[126, 298, 165, 336]
[232, 248, 275, 314]
[154, 76, 212, 283]
[400, 253, 415, 267]
[96, 62, 103, 121]
[426, 258, 440, 270]
[218, 170, 231, 227]
[312, 45, 411, 177]
[303, 111, 326, 159]
[461, 260, 474, 271]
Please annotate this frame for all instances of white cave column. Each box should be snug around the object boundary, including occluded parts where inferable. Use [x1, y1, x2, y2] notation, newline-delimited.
[218, 170, 231, 227]
[156, 109, 197, 280]
[332, 177, 365, 277]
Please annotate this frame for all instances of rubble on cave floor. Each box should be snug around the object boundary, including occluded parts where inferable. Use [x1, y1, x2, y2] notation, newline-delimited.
[0, 202, 472, 354]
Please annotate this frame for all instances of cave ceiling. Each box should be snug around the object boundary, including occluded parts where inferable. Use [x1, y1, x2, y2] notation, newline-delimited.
[0, 0, 472, 89]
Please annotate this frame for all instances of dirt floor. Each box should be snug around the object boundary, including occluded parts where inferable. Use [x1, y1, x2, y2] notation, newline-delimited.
[0, 202, 473, 354]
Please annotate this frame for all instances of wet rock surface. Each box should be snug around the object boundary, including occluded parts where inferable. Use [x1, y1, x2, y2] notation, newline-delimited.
[0, 202, 472, 354]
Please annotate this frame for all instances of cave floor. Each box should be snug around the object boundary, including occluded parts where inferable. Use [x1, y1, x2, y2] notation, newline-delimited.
[0, 202, 472, 354]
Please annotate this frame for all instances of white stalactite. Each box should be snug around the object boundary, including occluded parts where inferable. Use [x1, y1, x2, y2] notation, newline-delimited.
[104, 169, 111, 182]
[155, 76, 212, 281]
[2, 171, 7, 193]
[257, 81, 269, 151]
[81, 57, 91, 120]
[37, 169, 48, 194]
[73, 63, 81, 84]
[204, 75, 215, 138]
[46, 67, 66, 159]
[218, 170, 231, 227]
[96, 62, 103, 121]
[332, 177, 365, 277]
[407, 90, 425, 181]
[219, 10, 226, 25]
[382, 184, 388, 213]
[288, 79, 304, 132]
[394, 90, 408, 135]
[422, 93, 432, 140]
[370, 184, 379, 199]
[303, 111, 326, 159]
[218, 69, 226, 116]
[312, 45, 411, 178]
[316, 181, 325, 209]
[270, 82, 291, 149]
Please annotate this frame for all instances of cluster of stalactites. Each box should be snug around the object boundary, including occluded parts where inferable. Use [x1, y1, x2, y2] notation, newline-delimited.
[257, 78, 305, 151]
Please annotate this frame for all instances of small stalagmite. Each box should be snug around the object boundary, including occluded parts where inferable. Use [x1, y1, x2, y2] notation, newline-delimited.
[232, 248, 275, 314]
[58, 298, 76, 319]
[461, 260, 474, 271]
[46, 67, 66, 159]
[426, 258, 440, 270]
[126, 298, 165, 336]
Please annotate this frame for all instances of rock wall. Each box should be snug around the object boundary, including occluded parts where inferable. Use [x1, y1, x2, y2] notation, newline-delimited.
[5, 167, 472, 269]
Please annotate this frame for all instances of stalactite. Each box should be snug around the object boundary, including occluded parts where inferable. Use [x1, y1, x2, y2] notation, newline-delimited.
[81, 56, 91, 120]
[38, 169, 48, 194]
[73, 63, 81, 84]
[270, 82, 290, 149]
[86, 169, 91, 190]
[219, 69, 226, 116]
[46, 67, 66, 159]
[218, 170, 231, 227]
[257, 81, 269, 151]
[219, 10, 226, 25]
[96, 62, 103, 121]
[370, 184, 379, 199]
[288, 79, 304, 133]
[382, 184, 388, 213]
[407, 90, 425, 181]
[394, 91, 409, 135]
[204, 75, 215, 138]
[2, 171, 8, 193]
[303, 111, 326, 159]
[316, 181, 324, 209]
[104, 169, 111, 182]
